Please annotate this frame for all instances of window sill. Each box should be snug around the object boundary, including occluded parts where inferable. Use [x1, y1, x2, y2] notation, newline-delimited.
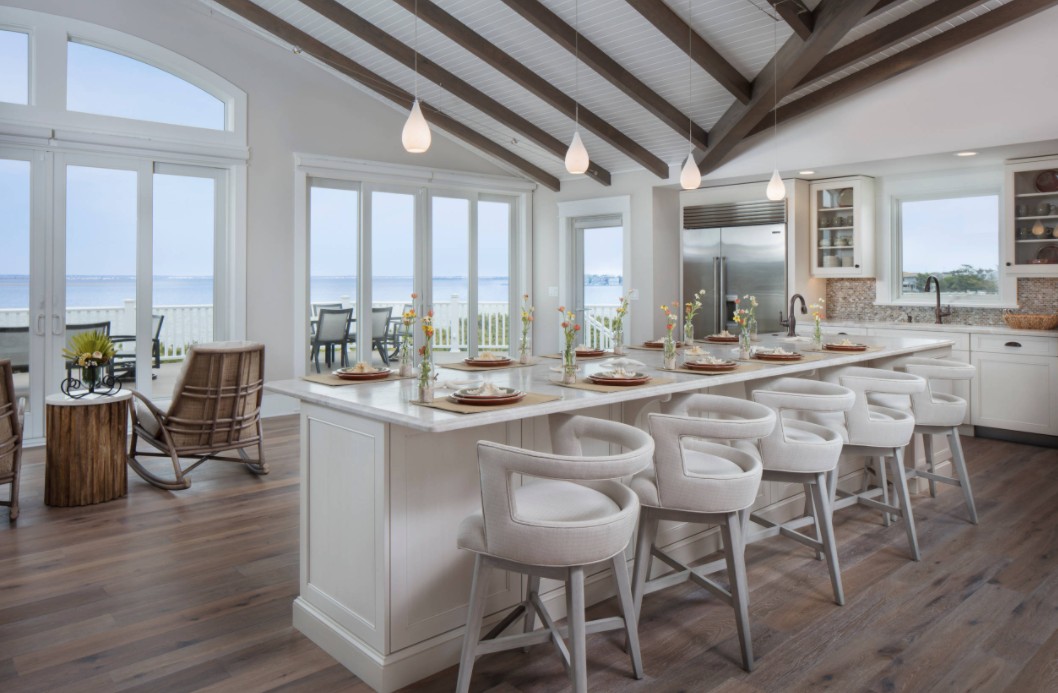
[874, 299, 1017, 310]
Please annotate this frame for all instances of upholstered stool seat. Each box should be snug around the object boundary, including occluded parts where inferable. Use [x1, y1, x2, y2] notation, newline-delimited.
[810, 366, 927, 562]
[744, 377, 855, 605]
[455, 414, 654, 693]
[630, 394, 775, 671]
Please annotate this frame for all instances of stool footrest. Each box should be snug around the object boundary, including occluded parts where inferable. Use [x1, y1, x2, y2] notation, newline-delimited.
[908, 469, 962, 487]
[644, 547, 732, 606]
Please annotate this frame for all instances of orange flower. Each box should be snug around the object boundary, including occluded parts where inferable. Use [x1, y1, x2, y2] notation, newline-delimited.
[558, 306, 565, 312]
[574, 324, 581, 332]
[411, 292, 418, 299]
[561, 321, 569, 329]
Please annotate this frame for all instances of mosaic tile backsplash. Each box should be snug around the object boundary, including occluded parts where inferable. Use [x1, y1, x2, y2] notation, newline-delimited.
[825, 278, 1058, 326]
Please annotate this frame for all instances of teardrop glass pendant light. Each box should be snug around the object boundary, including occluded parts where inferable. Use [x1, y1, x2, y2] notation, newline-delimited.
[402, 99, 431, 153]
[566, 0, 589, 175]
[679, 0, 701, 190]
[403, 0, 431, 153]
[766, 168, 786, 201]
[680, 153, 702, 190]
[566, 130, 589, 174]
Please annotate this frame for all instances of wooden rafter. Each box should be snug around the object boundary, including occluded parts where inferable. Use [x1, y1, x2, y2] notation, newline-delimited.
[767, 0, 814, 40]
[498, 0, 709, 151]
[297, 0, 612, 185]
[800, 0, 991, 88]
[389, 0, 667, 178]
[624, 0, 751, 103]
[696, 0, 877, 175]
[210, 0, 561, 190]
[750, 0, 1058, 137]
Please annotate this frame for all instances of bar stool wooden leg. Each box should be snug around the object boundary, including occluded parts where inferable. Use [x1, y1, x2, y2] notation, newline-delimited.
[457, 555, 489, 693]
[889, 448, 921, 561]
[923, 433, 937, 498]
[630, 514, 658, 622]
[949, 430, 979, 524]
[720, 513, 754, 672]
[567, 567, 588, 693]
[611, 555, 644, 679]
[523, 575, 540, 651]
[876, 456, 891, 527]
[810, 472, 845, 606]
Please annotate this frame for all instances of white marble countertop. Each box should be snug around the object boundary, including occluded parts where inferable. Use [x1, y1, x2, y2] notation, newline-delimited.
[819, 319, 1058, 338]
[266, 335, 952, 433]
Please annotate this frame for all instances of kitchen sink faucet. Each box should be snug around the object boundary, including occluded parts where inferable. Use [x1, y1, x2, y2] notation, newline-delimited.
[924, 275, 952, 324]
[780, 294, 808, 337]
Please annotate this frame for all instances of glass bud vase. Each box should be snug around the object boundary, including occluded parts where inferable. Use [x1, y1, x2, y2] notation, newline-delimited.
[562, 350, 577, 384]
[749, 317, 758, 342]
[663, 353, 676, 370]
[684, 321, 694, 346]
[812, 323, 824, 351]
[417, 353, 434, 402]
[398, 348, 415, 377]
[519, 337, 531, 364]
[739, 330, 752, 360]
[612, 325, 626, 355]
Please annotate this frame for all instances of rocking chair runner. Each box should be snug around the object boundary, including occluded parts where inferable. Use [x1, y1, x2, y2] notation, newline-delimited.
[128, 341, 267, 490]
[0, 359, 24, 520]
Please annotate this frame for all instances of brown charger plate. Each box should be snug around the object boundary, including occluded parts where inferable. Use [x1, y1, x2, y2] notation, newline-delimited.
[824, 343, 868, 352]
[642, 341, 684, 349]
[334, 367, 391, 381]
[464, 357, 512, 367]
[705, 334, 739, 343]
[753, 352, 803, 362]
[1035, 170, 1058, 193]
[588, 373, 651, 386]
[1036, 245, 1058, 263]
[573, 348, 607, 357]
[450, 392, 526, 406]
[683, 360, 738, 372]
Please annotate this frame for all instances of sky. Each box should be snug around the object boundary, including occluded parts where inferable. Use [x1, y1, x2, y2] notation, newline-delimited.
[0, 29, 28, 104]
[900, 195, 999, 274]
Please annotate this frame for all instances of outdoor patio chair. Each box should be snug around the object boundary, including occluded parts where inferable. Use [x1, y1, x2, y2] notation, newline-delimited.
[0, 359, 24, 521]
[349, 307, 393, 365]
[311, 302, 343, 317]
[128, 341, 266, 490]
[310, 308, 353, 373]
[0, 327, 29, 373]
[111, 314, 165, 380]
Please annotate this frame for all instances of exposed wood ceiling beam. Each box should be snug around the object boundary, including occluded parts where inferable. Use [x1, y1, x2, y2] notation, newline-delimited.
[767, 0, 814, 40]
[624, 0, 751, 103]
[389, 0, 667, 178]
[749, 0, 1058, 137]
[865, 0, 907, 20]
[697, 0, 877, 175]
[297, 0, 612, 185]
[799, 0, 991, 88]
[210, 0, 561, 190]
[498, 0, 709, 151]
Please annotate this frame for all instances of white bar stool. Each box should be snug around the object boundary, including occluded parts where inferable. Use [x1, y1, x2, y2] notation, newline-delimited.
[747, 377, 855, 605]
[811, 366, 927, 561]
[898, 358, 978, 523]
[455, 414, 654, 693]
[630, 394, 775, 671]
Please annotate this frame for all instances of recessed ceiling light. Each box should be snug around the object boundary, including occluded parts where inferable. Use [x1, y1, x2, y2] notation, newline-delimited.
[798, 170, 815, 175]
[955, 151, 977, 157]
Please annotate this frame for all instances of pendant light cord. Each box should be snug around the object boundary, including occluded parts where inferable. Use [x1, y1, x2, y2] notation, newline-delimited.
[687, 0, 693, 151]
[772, 15, 778, 165]
[574, 0, 580, 128]
[413, 0, 419, 99]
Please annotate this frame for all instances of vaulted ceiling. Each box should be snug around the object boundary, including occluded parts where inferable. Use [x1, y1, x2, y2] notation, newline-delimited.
[205, 0, 1056, 190]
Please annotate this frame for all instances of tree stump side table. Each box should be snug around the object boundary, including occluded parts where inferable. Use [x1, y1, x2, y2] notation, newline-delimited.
[45, 391, 131, 507]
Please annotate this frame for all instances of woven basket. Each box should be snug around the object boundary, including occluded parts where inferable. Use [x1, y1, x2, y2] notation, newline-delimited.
[1003, 313, 1058, 330]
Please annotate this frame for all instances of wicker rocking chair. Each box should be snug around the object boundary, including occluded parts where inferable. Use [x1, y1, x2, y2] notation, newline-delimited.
[128, 342, 267, 490]
[0, 359, 24, 520]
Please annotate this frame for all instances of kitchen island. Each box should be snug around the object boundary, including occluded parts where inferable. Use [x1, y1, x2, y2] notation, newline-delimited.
[266, 334, 953, 692]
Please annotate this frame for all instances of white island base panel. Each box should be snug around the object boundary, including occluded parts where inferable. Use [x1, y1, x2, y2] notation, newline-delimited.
[271, 336, 955, 691]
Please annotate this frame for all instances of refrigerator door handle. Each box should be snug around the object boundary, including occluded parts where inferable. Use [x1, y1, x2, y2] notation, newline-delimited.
[712, 257, 721, 334]
[719, 256, 728, 330]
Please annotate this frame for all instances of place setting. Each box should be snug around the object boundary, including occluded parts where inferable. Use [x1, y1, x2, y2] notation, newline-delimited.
[630, 338, 684, 351]
[441, 350, 538, 371]
[554, 358, 674, 392]
[662, 351, 765, 376]
[744, 345, 829, 364]
[541, 344, 613, 359]
[302, 361, 417, 386]
[413, 379, 560, 414]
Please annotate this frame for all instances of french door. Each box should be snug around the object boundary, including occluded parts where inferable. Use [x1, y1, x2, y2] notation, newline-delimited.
[0, 147, 228, 440]
[570, 215, 623, 349]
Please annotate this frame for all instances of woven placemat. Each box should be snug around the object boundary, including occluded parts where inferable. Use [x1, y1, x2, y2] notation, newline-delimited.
[441, 360, 538, 372]
[660, 362, 766, 376]
[819, 344, 885, 354]
[540, 352, 614, 360]
[554, 376, 676, 393]
[740, 351, 831, 365]
[302, 372, 417, 387]
[412, 391, 560, 414]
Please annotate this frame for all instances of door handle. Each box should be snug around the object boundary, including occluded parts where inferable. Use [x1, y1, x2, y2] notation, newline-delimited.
[51, 314, 62, 335]
[1004, 341, 1022, 348]
[36, 313, 45, 336]
[712, 257, 721, 333]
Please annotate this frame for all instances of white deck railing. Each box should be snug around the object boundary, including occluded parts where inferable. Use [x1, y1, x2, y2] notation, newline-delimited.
[0, 299, 621, 358]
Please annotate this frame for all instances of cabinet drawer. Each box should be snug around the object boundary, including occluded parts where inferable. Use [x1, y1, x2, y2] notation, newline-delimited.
[868, 328, 970, 351]
[971, 333, 1058, 357]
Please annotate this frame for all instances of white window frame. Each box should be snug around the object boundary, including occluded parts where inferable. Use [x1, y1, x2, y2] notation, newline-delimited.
[875, 168, 1016, 308]
[293, 154, 533, 376]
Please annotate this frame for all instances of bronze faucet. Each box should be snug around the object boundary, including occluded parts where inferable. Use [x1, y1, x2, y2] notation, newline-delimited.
[924, 275, 952, 324]
[780, 294, 808, 337]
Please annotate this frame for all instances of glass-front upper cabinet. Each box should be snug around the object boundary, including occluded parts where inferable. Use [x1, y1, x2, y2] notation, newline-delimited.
[810, 176, 874, 278]
[1006, 157, 1058, 275]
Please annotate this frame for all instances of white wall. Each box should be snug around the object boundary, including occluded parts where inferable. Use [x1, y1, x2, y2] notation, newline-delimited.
[0, 0, 510, 383]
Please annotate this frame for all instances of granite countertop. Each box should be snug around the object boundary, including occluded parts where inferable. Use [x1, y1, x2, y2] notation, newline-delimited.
[820, 320, 1058, 338]
[267, 334, 953, 433]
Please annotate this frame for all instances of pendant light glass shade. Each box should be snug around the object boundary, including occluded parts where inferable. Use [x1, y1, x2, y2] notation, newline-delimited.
[680, 153, 701, 190]
[402, 99, 431, 153]
[766, 168, 786, 201]
[565, 130, 589, 174]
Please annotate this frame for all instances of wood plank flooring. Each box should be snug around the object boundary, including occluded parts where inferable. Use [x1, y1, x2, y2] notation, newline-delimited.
[1, 417, 1056, 692]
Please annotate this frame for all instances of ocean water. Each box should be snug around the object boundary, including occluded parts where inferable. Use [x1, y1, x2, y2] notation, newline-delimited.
[0, 275, 624, 309]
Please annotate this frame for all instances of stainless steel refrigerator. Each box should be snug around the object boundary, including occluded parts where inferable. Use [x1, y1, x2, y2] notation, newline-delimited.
[682, 200, 787, 336]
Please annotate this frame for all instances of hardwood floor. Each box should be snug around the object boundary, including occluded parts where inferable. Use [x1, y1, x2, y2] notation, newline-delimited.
[1, 417, 1055, 692]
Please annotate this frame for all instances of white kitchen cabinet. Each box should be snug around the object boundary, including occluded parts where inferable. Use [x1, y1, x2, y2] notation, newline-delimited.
[1005, 156, 1058, 276]
[970, 333, 1058, 435]
[810, 176, 875, 278]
